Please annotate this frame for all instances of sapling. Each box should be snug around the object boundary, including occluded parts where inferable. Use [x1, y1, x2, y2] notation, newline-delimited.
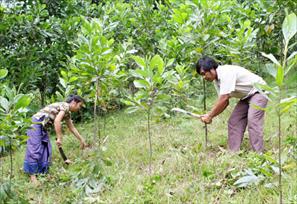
[0, 69, 32, 188]
[66, 18, 116, 145]
[259, 13, 297, 204]
[123, 55, 173, 174]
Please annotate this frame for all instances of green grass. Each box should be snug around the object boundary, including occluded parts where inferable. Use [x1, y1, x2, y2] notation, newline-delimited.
[1, 103, 297, 204]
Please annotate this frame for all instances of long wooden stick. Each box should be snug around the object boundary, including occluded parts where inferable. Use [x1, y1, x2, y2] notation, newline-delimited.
[171, 108, 202, 119]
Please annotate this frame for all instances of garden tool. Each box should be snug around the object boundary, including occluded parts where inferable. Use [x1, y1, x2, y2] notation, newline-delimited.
[171, 108, 202, 119]
[58, 147, 69, 164]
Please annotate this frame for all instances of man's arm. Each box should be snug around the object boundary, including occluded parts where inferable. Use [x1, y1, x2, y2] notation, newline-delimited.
[66, 118, 87, 149]
[54, 111, 65, 147]
[209, 94, 230, 118]
[201, 94, 230, 124]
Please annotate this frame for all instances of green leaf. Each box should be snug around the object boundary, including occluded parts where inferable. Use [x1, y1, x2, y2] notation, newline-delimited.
[265, 63, 276, 78]
[59, 78, 66, 88]
[243, 20, 251, 28]
[14, 95, 31, 110]
[234, 174, 259, 187]
[126, 106, 140, 114]
[166, 58, 175, 67]
[134, 80, 150, 89]
[261, 52, 280, 66]
[162, 70, 175, 80]
[130, 69, 148, 79]
[275, 66, 284, 86]
[152, 75, 163, 84]
[279, 96, 297, 114]
[0, 96, 9, 112]
[282, 13, 297, 44]
[0, 138, 5, 147]
[132, 56, 146, 69]
[69, 76, 78, 83]
[0, 69, 8, 79]
[150, 55, 164, 74]
[285, 62, 297, 76]
[156, 94, 170, 101]
[234, 169, 262, 188]
[121, 99, 133, 106]
[102, 49, 113, 55]
[61, 70, 67, 78]
[287, 51, 297, 61]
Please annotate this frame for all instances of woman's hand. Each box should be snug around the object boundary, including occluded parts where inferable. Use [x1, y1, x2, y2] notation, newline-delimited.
[56, 138, 62, 147]
[80, 140, 88, 149]
[64, 159, 72, 164]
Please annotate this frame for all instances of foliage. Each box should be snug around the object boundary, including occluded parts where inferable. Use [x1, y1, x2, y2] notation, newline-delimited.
[0, 68, 32, 203]
[1, 0, 295, 105]
[0, 69, 32, 153]
[0, 1, 296, 203]
[259, 12, 297, 204]
[64, 17, 119, 142]
[58, 157, 111, 203]
[123, 54, 174, 173]
[0, 1, 84, 105]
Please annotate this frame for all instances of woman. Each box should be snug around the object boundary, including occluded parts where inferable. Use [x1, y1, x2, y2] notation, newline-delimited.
[24, 95, 87, 184]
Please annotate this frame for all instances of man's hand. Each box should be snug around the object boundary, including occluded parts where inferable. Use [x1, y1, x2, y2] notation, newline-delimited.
[200, 114, 213, 124]
[56, 138, 62, 147]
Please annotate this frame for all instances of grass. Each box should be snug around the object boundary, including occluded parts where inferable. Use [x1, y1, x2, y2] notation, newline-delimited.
[1, 101, 297, 204]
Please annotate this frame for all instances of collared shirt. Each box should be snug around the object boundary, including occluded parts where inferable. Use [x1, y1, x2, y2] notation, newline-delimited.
[33, 102, 71, 126]
[214, 65, 266, 99]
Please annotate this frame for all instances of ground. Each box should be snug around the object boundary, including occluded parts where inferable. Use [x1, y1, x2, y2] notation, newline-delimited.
[1, 101, 297, 204]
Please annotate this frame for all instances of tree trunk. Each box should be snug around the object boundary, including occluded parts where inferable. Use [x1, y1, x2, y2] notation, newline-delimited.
[9, 137, 13, 187]
[147, 109, 152, 175]
[203, 79, 208, 147]
[93, 78, 101, 145]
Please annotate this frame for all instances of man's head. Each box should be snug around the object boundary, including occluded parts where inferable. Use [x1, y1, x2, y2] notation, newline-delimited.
[196, 56, 218, 81]
[66, 95, 85, 112]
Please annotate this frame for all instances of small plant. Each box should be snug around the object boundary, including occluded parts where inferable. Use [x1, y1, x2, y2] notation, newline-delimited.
[168, 63, 191, 108]
[259, 13, 297, 204]
[0, 69, 32, 192]
[66, 17, 117, 144]
[123, 54, 173, 174]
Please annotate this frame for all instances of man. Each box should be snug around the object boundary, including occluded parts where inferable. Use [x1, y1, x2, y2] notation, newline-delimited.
[196, 56, 268, 152]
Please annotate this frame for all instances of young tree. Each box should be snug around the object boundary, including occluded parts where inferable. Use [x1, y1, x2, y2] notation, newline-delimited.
[0, 69, 32, 189]
[66, 18, 117, 144]
[259, 13, 297, 204]
[123, 55, 173, 174]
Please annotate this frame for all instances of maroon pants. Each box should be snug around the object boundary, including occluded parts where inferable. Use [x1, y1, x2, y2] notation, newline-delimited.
[228, 93, 268, 152]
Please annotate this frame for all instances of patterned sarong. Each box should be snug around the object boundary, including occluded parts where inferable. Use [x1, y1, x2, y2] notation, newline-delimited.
[23, 116, 52, 174]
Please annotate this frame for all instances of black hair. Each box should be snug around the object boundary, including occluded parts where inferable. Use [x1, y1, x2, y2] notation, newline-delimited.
[66, 95, 85, 104]
[196, 56, 218, 74]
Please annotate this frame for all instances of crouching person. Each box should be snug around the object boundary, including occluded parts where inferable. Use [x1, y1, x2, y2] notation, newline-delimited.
[196, 56, 268, 152]
[24, 95, 87, 184]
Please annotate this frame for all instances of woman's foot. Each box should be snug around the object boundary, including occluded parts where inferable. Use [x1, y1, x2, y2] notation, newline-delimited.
[30, 175, 40, 186]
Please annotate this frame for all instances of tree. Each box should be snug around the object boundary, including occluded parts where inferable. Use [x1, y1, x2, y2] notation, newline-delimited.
[66, 18, 117, 144]
[123, 54, 173, 174]
[259, 13, 297, 204]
